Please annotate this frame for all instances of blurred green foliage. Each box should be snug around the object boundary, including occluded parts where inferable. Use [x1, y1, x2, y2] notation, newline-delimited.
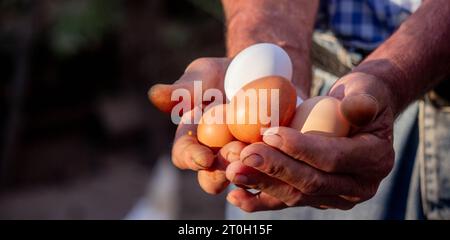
[50, 0, 122, 57]
[1, 0, 222, 57]
[162, 23, 191, 49]
[187, 0, 223, 21]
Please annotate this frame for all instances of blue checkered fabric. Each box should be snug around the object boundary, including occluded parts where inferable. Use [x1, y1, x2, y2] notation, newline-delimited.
[317, 0, 421, 51]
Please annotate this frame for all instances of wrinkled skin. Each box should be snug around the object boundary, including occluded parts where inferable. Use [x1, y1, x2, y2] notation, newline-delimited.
[225, 72, 395, 211]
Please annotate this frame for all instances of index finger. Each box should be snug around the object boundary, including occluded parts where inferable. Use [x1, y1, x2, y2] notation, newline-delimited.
[262, 127, 393, 176]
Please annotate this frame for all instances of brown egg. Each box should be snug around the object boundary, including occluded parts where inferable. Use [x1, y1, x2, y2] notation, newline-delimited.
[197, 104, 235, 149]
[227, 76, 297, 143]
[290, 96, 350, 137]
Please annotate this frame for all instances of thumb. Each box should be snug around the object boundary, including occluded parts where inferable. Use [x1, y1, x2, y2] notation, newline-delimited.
[340, 93, 379, 127]
[148, 83, 177, 113]
[148, 58, 229, 114]
[148, 69, 202, 114]
[329, 72, 385, 127]
[148, 81, 195, 114]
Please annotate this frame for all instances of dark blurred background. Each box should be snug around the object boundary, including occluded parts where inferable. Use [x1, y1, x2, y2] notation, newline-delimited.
[0, 0, 226, 219]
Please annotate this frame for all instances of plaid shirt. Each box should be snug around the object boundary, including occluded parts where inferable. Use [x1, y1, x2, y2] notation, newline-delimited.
[317, 0, 422, 51]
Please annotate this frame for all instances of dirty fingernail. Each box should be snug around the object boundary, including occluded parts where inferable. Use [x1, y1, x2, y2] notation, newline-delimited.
[233, 174, 249, 185]
[243, 154, 263, 168]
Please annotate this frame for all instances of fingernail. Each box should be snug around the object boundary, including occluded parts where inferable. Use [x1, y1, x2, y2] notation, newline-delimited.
[226, 194, 240, 207]
[262, 134, 282, 147]
[262, 127, 279, 136]
[192, 152, 211, 168]
[243, 154, 263, 168]
[233, 174, 249, 185]
[226, 152, 240, 162]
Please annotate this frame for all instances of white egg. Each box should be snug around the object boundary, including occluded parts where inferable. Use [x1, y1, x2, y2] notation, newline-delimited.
[224, 43, 293, 100]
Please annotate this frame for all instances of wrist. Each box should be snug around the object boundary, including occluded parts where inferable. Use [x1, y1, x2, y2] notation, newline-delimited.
[225, 9, 311, 58]
[222, 0, 317, 99]
[225, 12, 312, 99]
[289, 49, 311, 99]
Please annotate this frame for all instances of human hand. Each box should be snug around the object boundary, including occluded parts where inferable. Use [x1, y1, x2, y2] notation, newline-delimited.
[148, 58, 247, 194]
[225, 72, 396, 211]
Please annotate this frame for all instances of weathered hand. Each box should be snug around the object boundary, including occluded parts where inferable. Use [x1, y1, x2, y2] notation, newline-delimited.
[149, 58, 229, 113]
[173, 111, 246, 194]
[226, 72, 396, 212]
[148, 58, 247, 194]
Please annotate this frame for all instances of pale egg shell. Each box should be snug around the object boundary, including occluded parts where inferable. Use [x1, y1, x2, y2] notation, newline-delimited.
[224, 43, 293, 100]
[290, 96, 350, 137]
[197, 104, 235, 149]
[227, 76, 297, 143]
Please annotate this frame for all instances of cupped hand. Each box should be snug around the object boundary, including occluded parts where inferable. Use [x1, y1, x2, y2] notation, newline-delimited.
[226, 72, 396, 212]
[148, 58, 248, 194]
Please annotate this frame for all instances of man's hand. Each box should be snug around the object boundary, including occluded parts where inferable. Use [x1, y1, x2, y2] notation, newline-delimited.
[225, 72, 396, 212]
[149, 57, 247, 194]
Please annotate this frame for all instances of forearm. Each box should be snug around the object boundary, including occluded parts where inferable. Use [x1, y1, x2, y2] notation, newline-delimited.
[353, 0, 450, 115]
[222, 0, 319, 98]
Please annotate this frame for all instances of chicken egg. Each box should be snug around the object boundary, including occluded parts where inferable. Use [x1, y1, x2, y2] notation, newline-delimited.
[227, 76, 297, 143]
[197, 104, 235, 150]
[290, 96, 350, 137]
[224, 43, 293, 100]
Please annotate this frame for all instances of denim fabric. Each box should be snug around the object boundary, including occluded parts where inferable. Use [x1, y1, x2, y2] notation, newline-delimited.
[417, 97, 450, 219]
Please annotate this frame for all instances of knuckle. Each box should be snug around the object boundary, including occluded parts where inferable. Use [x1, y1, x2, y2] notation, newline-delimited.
[286, 145, 303, 160]
[264, 162, 286, 179]
[301, 173, 326, 195]
[281, 136, 304, 160]
[324, 150, 344, 172]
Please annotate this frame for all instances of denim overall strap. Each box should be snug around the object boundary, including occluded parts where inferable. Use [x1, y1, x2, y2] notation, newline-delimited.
[419, 95, 450, 219]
